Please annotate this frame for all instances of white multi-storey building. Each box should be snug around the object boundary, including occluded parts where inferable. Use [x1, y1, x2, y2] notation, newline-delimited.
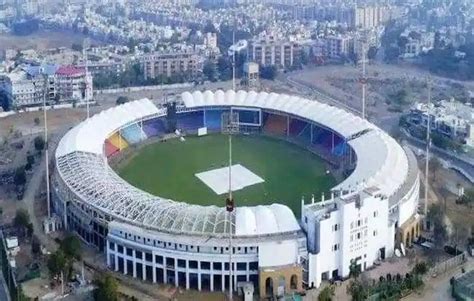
[0, 64, 92, 108]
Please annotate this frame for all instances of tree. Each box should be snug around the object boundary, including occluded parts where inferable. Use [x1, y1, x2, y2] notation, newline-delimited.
[217, 56, 232, 81]
[14, 209, 30, 228]
[428, 204, 447, 248]
[347, 280, 368, 301]
[13, 167, 26, 186]
[260, 65, 277, 80]
[0, 90, 10, 111]
[318, 285, 335, 301]
[94, 274, 119, 301]
[31, 235, 41, 255]
[27, 154, 35, 166]
[60, 235, 82, 260]
[349, 259, 361, 279]
[384, 46, 400, 63]
[429, 157, 442, 183]
[203, 60, 217, 81]
[47, 249, 67, 278]
[367, 46, 378, 60]
[116, 96, 129, 105]
[34, 136, 45, 152]
[412, 262, 428, 275]
[14, 209, 30, 237]
[71, 43, 83, 52]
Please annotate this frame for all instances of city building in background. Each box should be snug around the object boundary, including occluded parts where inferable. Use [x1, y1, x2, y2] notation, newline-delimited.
[250, 34, 300, 68]
[0, 64, 92, 108]
[141, 52, 201, 80]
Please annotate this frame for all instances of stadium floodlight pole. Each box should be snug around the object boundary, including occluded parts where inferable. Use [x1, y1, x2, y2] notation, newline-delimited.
[41, 67, 51, 219]
[228, 133, 233, 301]
[83, 38, 90, 119]
[361, 42, 367, 120]
[424, 76, 432, 228]
[232, 13, 236, 91]
[225, 112, 236, 301]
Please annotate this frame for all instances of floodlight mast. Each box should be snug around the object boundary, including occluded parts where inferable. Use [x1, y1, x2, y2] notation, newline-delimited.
[41, 67, 51, 219]
[361, 42, 367, 120]
[83, 38, 90, 119]
[424, 76, 432, 227]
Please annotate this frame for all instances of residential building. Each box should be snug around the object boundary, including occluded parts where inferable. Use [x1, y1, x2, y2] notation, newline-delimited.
[55, 66, 93, 103]
[324, 35, 353, 59]
[338, 5, 390, 29]
[0, 64, 92, 108]
[406, 99, 474, 147]
[250, 35, 300, 68]
[141, 52, 200, 80]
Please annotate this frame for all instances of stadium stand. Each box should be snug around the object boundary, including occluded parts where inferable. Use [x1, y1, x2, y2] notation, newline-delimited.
[108, 132, 129, 150]
[204, 110, 224, 130]
[177, 111, 204, 130]
[296, 124, 312, 145]
[121, 124, 147, 145]
[104, 140, 119, 157]
[142, 118, 166, 138]
[263, 114, 287, 136]
[289, 118, 308, 137]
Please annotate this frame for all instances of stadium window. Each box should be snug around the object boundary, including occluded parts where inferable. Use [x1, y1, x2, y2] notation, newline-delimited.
[374, 211, 378, 218]
[213, 262, 222, 270]
[237, 262, 246, 270]
[155, 255, 163, 264]
[136, 251, 142, 259]
[126, 248, 133, 256]
[109, 241, 115, 250]
[189, 261, 198, 269]
[357, 233, 361, 240]
[117, 245, 123, 253]
[249, 262, 258, 270]
[145, 253, 152, 262]
[201, 262, 211, 270]
[357, 220, 361, 227]
[373, 230, 377, 236]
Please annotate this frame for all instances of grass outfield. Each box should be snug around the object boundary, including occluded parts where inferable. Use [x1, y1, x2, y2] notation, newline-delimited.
[116, 134, 336, 216]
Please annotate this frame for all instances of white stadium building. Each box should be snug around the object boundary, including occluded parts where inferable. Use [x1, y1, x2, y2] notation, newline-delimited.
[52, 90, 420, 298]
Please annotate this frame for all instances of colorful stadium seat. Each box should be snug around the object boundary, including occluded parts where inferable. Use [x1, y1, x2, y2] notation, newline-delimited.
[142, 118, 166, 138]
[177, 111, 204, 130]
[104, 140, 120, 157]
[122, 124, 147, 145]
[263, 114, 287, 136]
[108, 132, 129, 150]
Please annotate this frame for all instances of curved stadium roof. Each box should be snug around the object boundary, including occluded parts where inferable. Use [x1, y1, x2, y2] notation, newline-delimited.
[55, 90, 409, 238]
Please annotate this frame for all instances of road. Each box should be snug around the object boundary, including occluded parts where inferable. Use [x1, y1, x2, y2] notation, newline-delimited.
[403, 258, 473, 301]
[0, 273, 10, 301]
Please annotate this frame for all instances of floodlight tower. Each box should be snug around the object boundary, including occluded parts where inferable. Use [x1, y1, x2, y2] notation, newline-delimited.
[41, 66, 51, 219]
[424, 76, 432, 228]
[360, 42, 368, 119]
[232, 13, 236, 91]
[83, 38, 91, 119]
